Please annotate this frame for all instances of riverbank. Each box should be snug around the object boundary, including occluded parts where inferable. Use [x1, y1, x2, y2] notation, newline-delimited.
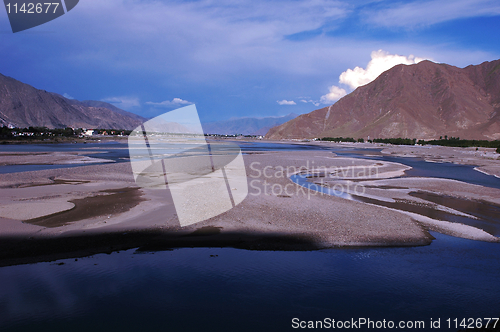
[258, 139, 500, 177]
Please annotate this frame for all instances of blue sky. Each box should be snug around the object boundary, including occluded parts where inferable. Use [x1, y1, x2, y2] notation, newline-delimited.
[1, 0, 499, 122]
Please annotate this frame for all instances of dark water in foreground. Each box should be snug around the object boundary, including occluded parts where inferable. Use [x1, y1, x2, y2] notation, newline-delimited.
[1, 233, 499, 332]
[0, 142, 499, 331]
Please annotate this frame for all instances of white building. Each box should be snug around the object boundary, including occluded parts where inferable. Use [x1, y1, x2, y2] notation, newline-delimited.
[84, 129, 96, 136]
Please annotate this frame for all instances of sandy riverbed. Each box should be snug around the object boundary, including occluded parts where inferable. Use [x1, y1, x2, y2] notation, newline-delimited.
[282, 139, 500, 177]
[0, 145, 498, 265]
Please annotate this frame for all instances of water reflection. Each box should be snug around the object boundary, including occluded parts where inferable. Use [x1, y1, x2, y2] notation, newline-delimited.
[1, 236, 499, 331]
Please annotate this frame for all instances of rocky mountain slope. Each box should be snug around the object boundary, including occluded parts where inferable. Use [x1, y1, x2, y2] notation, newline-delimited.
[0, 74, 145, 129]
[266, 59, 500, 140]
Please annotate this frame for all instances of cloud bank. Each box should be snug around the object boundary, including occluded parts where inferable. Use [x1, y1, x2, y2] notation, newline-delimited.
[365, 0, 500, 28]
[1, 0, 497, 121]
[339, 50, 427, 89]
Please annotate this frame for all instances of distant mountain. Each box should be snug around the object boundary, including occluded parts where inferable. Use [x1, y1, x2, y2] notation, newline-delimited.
[267, 59, 500, 140]
[0, 73, 146, 129]
[79, 100, 146, 123]
[202, 113, 299, 135]
[143, 117, 197, 134]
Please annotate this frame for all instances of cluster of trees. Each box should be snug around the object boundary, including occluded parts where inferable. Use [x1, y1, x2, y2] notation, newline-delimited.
[318, 137, 357, 143]
[0, 126, 132, 140]
[93, 129, 132, 136]
[319, 135, 500, 153]
[372, 138, 417, 145]
[319, 137, 414, 144]
[0, 126, 15, 138]
[417, 136, 500, 150]
[0, 126, 76, 139]
[204, 133, 258, 138]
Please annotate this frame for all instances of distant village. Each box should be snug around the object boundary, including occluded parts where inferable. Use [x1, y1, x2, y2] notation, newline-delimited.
[0, 124, 132, 140]
[0, 124, 264, 141]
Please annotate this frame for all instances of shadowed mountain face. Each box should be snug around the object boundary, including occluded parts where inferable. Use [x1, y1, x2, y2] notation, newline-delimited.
[0, 74, 146, 129]
[267, 59, 500, 140]
[202, 113, 298, 136]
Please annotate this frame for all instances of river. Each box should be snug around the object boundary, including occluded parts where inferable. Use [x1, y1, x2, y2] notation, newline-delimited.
[0, 141, 499, 332]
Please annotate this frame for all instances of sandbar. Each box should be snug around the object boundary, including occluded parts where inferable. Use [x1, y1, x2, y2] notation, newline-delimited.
[0, 145, 498, 266]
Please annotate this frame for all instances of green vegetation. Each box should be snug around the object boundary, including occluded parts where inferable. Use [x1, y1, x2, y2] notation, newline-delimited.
[320, 137, 415, 145]
[373, 138, 417, 145]
[417, 137, 500, 149]
[319, 137, 356, 143]
[95, 129, 132, 136]
[318, 135, 500, 151]
[0, 126, 131, 141]
[204, 133, 258, 138]
[0, 126, 13, 139]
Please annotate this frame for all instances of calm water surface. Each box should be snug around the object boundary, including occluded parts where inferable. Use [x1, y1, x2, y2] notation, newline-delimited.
[0, 233, 499, 332]
[0, 141, 499, 331]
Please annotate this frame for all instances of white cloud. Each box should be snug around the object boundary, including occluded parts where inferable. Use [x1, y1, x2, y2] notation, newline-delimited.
[319, 49, 429, 104]
[300, 99, 321, 106]
[277, 100, 296, 105]
[5, 0, 496, 121]
[339, 50, 428, 89]
[365, 0, 500, 28]
[63, 93, 74, 99]
[101, 96, 140, 110]
[146, 98, 193, 107]
[44, 0, 497, 90]
[320, 86, 347, 104]
[51, 0, 354, 81]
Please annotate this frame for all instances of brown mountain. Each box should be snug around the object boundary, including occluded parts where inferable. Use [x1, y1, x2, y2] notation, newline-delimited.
[0, 73, 146, 129]
[267, 59, 500, 140]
